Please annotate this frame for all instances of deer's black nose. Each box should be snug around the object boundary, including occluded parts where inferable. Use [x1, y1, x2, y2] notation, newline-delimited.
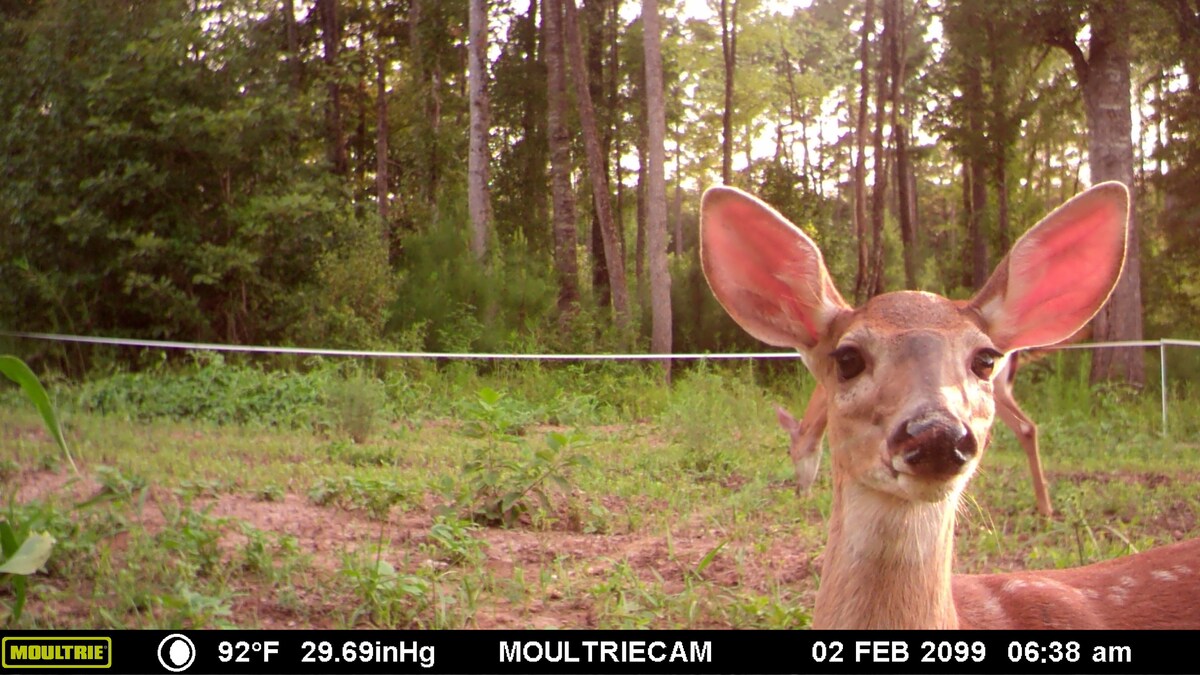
[889, 409, 977, 477]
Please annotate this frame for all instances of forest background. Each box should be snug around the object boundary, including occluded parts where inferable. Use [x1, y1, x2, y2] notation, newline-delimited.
[3, 0, 1199, 387]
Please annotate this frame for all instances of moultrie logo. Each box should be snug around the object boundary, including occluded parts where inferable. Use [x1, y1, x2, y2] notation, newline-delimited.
[2, 636, 112, 669]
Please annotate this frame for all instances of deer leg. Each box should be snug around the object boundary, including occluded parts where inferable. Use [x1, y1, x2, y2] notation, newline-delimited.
[995, 384, 1051, 517]
[777, 384, 828, 495]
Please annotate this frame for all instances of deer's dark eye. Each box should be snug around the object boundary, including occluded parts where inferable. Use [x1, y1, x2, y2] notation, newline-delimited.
[831, 346, 866, 381]
[971, 349, 1002, 379]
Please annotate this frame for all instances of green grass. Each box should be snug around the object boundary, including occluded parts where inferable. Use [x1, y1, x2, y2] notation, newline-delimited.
[2, 357, 1199, 628]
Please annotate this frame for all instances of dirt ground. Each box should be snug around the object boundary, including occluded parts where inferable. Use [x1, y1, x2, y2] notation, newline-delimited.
[10, 466, 822, 629]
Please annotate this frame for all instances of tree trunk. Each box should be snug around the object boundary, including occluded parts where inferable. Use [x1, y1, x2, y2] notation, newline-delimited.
[544, 0, 580, 320]
[643, 0, 672, 380]
[1038, 1, 1143, 385]
[852, 0, 874, 302]
[994, 153, 1010, 253]
[317, 0, 347, 175]
[965, 54, 989, 289]
[887, 0, 916, 289]
[672, 130, 684, 257]
[868, 0, 890, 298]
[986, 19, 1011, 255]
[969, 154, 988, 288]
[564, 0, 629, 330]
[283, 0, 302, 90]
[467, 0, 492, 261]
[375, 52, 390, 235]
[719, 0, 738, 185]
[356, 58, 368, 185]
[586, 0, 611, 308]
[1082, 1, 1145, 386]
[636, 138, 646, 286]
[610, 0, 625, 267]
[608, 0, 625, 260]
[519, 0, 548, 231]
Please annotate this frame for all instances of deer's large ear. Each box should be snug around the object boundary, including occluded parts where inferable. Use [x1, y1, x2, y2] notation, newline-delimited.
[700, 186, 849, 350]
[970, 182, 1129, 352]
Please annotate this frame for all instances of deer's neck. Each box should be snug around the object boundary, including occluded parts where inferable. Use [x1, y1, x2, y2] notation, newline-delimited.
[814, 479, 960, 629]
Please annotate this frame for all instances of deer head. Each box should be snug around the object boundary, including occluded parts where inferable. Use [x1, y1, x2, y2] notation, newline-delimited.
[700, 183, 1128, 628]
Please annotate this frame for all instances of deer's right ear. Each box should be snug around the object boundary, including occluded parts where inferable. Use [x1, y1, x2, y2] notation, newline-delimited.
[700, 186, 848, 350]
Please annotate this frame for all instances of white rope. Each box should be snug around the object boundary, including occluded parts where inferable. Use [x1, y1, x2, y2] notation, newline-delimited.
[2, 330, 1174, 359]
[5, 330, 1188, 434]
[0, 331, 803, 361]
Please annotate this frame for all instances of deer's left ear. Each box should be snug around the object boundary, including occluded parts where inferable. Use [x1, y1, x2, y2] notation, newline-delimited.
[970, 182, 1129, 352]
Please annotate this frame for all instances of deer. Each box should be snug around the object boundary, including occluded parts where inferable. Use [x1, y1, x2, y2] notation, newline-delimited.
[777, 351, 1056, 515]
[700, 181, 1200, 629]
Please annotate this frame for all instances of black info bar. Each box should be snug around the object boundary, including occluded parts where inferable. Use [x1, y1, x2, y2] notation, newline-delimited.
[0, 630, 1183, 674]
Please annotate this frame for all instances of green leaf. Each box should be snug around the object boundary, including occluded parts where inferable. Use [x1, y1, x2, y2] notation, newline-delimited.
[545, 432, 567, 451]
[0, 521, 18, 558]
[694, 541, 727, 577]
[8, 574, 28, 624]
[532, 487, 552, 512]
[0, 531, 56, 575]
[0, 356, 78, 474]
[500, 491, 523, 515]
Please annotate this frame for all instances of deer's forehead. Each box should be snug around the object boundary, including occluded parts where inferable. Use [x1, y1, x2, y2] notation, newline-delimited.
[833, 292, 987, 345]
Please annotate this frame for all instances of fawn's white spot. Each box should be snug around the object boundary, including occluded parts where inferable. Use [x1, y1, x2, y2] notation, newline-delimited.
[1002, 579, 1027, 594]
[1152, 569, 1178, 583]
[1108, 587, 1128, 606]
[980, 591, 1004, 619]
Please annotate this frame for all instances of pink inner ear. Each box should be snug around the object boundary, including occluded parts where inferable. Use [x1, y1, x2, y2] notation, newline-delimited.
[705, 199, 823, 344]
[1004, 200, 1124, 347]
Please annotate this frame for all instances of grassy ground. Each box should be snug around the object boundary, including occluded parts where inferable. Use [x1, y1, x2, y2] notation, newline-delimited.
[2, 354, 1199, 629]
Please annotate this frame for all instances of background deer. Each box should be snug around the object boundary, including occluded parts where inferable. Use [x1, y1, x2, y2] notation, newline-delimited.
[701, 182, 1200, 629]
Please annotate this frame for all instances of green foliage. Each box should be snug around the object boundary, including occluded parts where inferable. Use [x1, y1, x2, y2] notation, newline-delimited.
[389, 204, 556, 354]
[0, 2, 351, 358]
[75, 354, 331, 428]
[156, 504, 227, 579]
[0, 354, 70, 624]
[307, 476, 414, 520]
[442, 429, 593, 528]
[661, 365, 775, 482]
[0, 519, 56, 626]
[323, 370, 388, 444]
[339, 551, 432, 628]
[460, 387, 543, 438]
[0, 356, 78, 473]
[93, 466, 149, 503]
[322, 440, 396, 468]
[424, 516, 488, 567]
[289, 212, 398, 350]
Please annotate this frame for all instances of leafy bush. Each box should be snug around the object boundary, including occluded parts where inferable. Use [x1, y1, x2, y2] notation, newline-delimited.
[307, 476, 414, 519]
[441, 431, 593, 528]
[340, 552, 431, 628]
[75, 353, 331, 428]
[460, 387, 543, 438]
[324, 370, 388, 443]
[423, 516, 488, 567]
